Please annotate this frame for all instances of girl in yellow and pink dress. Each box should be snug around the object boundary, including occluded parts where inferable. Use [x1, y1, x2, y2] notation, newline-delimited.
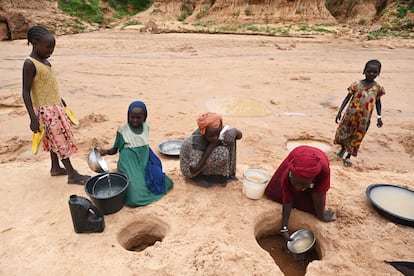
[22, 26, 90, 184]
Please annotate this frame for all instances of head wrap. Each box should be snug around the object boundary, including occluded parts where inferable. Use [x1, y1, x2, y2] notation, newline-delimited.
[288, 149, 322, 180]
[128, 101, 147, 123]
[197, 112, 222, 135]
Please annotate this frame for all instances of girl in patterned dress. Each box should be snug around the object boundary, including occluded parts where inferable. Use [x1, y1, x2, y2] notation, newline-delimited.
[334, 60, 385, 167]
[180, 112, 242, 186]
[22, 26, 90, 184]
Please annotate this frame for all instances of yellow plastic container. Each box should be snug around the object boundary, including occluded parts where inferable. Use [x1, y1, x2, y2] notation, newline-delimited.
[65, 107, 79, 125]
[31, 125, 45, 154]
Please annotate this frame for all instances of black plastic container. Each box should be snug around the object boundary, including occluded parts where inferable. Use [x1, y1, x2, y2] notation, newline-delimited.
[85, 172, 129, 215]
[68, 195, 105, 233]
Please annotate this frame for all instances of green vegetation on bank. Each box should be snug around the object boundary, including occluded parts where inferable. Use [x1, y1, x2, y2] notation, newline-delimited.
[109, 0, 152, 18]
[367, 0, 414, 39]
[57, 0, 151, 24]
[58, 0, 104, 24]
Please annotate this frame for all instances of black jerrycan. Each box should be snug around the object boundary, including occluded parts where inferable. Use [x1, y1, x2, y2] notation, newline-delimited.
[68, 195, 105, 233]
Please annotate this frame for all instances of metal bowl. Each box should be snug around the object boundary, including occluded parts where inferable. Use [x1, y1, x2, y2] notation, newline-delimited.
[87, 148, 109, 173]
[287, 229, 316, 254]
[366, 184, 414, 227]
[158, 140, 183, 157]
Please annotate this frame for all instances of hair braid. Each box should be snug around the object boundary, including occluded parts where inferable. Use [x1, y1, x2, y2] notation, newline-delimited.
[27, 26, 52, 45]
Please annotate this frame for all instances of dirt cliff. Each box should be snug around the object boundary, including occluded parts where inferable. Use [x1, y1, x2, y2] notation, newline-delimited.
[0, 0, 412, 40]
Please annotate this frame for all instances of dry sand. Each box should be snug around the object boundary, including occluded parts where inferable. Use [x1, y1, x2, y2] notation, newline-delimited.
[0, 30, 413, 275]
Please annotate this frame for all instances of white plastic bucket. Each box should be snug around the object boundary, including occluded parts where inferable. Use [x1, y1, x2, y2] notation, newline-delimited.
[243, 169, 269, 200]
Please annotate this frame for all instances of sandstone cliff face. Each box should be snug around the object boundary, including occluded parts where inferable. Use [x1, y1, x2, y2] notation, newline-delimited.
[184, 0, 334, 23]
[145, 0, 336, 24]
[141, 0, 388, 24]
[0, 0, 406, 40]
[326, 0, 387, 22]
[0, 0, 83, 40]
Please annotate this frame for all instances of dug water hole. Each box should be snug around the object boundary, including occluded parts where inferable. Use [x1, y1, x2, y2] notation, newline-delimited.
[117, 216, 169, 252]
[286, 139, 331, 152]
[205, 96, 269, 117]
[257, 234, 321, 276]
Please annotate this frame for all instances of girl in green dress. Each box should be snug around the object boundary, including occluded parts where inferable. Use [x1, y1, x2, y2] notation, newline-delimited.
[100, 101, 173, 206]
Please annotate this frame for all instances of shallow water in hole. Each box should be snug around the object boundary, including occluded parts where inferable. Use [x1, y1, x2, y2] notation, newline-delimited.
[257, 235, 320, 276]
[205, 97, 269, 117]
[286, 140, 331, 152]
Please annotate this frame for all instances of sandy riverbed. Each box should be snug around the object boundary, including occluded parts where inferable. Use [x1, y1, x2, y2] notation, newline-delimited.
[0, 30, 413, 275]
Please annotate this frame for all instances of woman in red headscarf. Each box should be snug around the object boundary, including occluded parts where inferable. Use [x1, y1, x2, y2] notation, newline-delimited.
[180, 112, 242, 186]
[265, 145, 335, 239]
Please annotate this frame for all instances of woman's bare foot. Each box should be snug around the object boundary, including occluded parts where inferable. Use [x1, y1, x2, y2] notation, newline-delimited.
[50, 167, 67, 176]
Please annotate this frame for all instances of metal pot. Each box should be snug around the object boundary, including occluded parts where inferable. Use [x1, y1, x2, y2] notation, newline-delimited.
[87, 148, 109, 173]
[287, 229, 316, 261]
[366, 184, 414, 227]
[85, 172, 129, 215]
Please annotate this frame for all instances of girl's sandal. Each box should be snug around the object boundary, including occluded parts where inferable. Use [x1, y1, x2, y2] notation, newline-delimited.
[343, 158, 352, 167]
[336, 150, 345, 159]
